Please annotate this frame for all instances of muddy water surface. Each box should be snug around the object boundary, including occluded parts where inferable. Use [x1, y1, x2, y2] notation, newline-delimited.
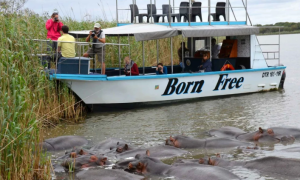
[48, 34, 300, 180]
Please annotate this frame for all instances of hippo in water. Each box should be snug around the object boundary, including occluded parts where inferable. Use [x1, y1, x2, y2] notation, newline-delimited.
[61, 154, 111, 172]
[76, 168, 143, 180]
[113, 150, 162, 170]
[58, 147, 102, 159]
[116, 145, 188, 159]
[41, 136, 88, 151]
[202, 155, 300, 179]
[165, 135, 251, 149]
[209, 127, 296, 144]
[90, 138, 133, 153]
[128, 155, 241, 180]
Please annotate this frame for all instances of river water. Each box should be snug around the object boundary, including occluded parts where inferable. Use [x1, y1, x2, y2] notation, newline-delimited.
[48, 34, 300, 180]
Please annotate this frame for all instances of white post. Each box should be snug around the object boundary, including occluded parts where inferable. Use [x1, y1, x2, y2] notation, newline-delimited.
[118, 36, 121, 75]
[209, 37, 212, 61]
[226, 0, 229, 24]
[150, 0, 153, 23]
[128, 35, 131, 76]
[169, 0, 172, 26]
[279, 27, 281, 65]
[142, 41, 145, 75]
[116, 0, 118, 24]
[171, 37, 173, 74]
[189, 0, 191, 26]
[156, 40, 159, 64]
[208, 0, 211, 25]
[246, 0, 248, 25]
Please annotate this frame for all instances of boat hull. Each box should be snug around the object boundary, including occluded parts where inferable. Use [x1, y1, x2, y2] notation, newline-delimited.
[53, 67, 285, 105]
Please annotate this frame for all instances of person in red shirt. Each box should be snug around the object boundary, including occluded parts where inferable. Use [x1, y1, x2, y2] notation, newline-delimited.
[45, 11, 63, 52]
[124, 57, 139, 76]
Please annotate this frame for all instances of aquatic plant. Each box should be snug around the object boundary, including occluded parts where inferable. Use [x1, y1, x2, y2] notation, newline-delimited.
[0, 8, 183, 179]
[0, 12, 85, 179]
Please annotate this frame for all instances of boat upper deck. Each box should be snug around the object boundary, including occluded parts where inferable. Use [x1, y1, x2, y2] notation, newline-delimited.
[115, 0, 252, 27]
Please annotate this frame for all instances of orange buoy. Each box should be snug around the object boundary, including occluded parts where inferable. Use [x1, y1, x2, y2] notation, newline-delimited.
[221, 64, 235, 71]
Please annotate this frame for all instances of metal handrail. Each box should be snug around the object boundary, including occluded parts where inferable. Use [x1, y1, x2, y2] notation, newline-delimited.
[229, 1, 237, 21]
[241, 0, 252, 26]
[116, 0, 250, 25]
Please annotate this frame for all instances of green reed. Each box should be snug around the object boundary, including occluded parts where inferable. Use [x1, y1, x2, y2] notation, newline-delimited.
[0, 11, 183, 180]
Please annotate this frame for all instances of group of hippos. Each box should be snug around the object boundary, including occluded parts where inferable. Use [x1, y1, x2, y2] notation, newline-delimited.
[42, 126, 300, 180]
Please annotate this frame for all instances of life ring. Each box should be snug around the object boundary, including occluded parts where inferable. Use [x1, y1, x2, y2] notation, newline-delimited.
[221, 64, 235, 71]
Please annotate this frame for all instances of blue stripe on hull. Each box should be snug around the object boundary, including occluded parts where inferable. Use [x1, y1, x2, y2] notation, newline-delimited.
[50, 66, 286, 81]
[117, 21, 247, 27]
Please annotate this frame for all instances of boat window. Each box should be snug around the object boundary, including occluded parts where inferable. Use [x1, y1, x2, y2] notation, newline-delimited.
[195, 40, 205, 51]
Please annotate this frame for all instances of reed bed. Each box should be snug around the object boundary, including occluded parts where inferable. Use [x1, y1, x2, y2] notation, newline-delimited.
[0, 11, 182, 179]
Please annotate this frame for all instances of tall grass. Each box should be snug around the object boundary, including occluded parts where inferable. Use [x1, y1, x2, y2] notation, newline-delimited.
[0, 12, 84, 180]
[0, 9, 183, 180]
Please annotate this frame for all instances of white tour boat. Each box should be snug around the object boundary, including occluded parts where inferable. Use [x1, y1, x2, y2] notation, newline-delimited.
[49, 0, 286, 109]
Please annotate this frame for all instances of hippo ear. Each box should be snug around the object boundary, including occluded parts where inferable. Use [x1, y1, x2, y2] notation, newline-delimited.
[128, 162, 133, 169]
[199, 158, 205, 164]
[101, 157, 107, 162]
[79, 149, 84, 155]
[170, 136, 175, 142]
[267, 129, 274, 135]
[259, 127, 263, 133]
[90, 155, 98, 162]
[208, 158, 212, 165]
[124, 144, 129, 150]
[146, 150, 150, 156]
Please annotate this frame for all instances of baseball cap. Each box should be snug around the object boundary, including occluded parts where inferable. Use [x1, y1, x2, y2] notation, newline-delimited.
[94, 23, 101, 28]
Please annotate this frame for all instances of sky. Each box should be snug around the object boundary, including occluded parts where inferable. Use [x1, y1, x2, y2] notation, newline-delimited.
[24, 0, 300, 25]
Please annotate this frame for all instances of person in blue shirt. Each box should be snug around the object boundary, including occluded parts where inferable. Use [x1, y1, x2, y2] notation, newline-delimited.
[199, 52, 212, 72]
[156, 63, 168, 75]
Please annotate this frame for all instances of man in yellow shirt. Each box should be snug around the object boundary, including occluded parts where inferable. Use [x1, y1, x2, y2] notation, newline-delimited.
[57, 25, 75, 58]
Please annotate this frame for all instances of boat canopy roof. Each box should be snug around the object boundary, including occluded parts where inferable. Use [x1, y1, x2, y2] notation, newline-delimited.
[69, 24, 260, 41]
[176, 25, 260, 38]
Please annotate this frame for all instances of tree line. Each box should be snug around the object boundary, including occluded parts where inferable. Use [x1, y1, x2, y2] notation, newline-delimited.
[256, 22, 300, 34]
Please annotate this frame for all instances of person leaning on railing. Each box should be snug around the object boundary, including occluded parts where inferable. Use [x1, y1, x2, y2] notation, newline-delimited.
[45, 11, 63, 52]
[124, 57, 139, 76]
[83, 23, 106, 75]
[156, 63, 168, 75]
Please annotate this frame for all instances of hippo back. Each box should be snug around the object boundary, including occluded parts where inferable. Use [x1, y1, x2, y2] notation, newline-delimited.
[43, 135, 88, 151]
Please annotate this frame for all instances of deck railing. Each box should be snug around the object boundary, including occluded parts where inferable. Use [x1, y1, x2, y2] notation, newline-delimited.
[30, 39, 130, 75]
[116, 0, 252, 26]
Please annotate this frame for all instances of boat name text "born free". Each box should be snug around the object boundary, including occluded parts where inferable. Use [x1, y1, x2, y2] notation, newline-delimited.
[162, 74, 244, 96]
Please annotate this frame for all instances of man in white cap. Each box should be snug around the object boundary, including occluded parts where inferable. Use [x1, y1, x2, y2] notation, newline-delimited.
[83, 22, 106, 74]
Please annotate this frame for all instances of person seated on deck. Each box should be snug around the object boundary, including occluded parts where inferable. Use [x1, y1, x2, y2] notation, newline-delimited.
[124, 57, 139, 76]
[211, 38, 221, 59]
[57, 25, 75, 58]
[156, 63, 168, 75]
[199, 52, 212, 72]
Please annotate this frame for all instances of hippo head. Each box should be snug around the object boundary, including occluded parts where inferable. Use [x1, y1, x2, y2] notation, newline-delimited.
[69, 148, 89, 158]
[198, 154, 220, 166]
[61, 155, 108, 171]
[135, 150, 150, 160]
[128, 160, 148, 174]
[116, 142, 129, 153]
[198, 157, 209, 165]
[253, 127, 295, 144]
[85, 155, 108, 167]
[165, 136, 180, 148]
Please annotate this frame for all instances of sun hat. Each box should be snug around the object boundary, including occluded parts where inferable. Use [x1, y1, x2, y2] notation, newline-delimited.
[94, 23, 101, 28]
